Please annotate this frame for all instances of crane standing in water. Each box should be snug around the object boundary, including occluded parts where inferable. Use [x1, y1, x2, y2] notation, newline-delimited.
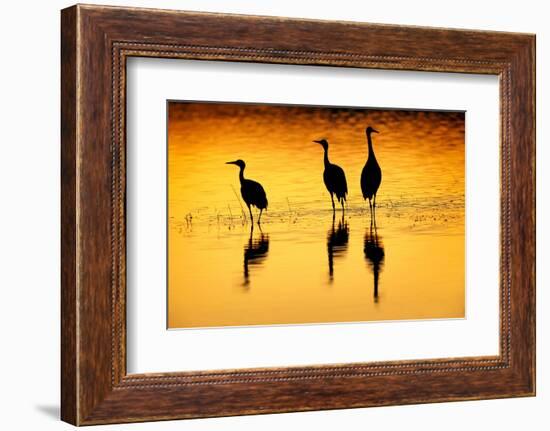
[361, 126, 382, 220]
[226, 159, 268, 225]
[314, 139, 348, 214]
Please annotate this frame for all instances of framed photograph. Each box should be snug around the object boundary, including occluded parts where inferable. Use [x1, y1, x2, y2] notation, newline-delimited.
[61, 4, 535, 425]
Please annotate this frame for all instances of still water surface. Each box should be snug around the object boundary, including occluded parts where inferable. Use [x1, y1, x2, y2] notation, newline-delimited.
[168, 103, 465, 329]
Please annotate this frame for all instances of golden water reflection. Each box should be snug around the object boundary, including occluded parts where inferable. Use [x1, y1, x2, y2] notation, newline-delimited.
[364, 223, 385, 301]
[327, 215, 349, 283]
[243, 226, 270, 288]
[168, 102, 465, 329]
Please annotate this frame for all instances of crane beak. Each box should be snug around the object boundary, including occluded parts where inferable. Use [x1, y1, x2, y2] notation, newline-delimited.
[372, 129, 380, 134]
[313, 140, 322, 144]
[225, 161, 237, 165]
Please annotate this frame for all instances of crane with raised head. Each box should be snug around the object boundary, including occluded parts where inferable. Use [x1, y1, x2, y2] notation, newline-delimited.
[314, 139, 348, 214]
[360, 126, 382, 220]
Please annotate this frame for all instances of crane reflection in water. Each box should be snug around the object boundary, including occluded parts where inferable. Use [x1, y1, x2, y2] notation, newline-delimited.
[243, 225, 270, 288]
[326, 214, 349, 283]
[364, 221, 385, 301]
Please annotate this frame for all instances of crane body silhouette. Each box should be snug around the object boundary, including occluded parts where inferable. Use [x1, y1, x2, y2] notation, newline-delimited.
[361, 126, 382, 220]
[314, 139, 348, 213]
[226, 159, 268, 225]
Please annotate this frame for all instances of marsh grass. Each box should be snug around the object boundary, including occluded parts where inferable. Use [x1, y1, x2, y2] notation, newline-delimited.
[169, 194, 463, 237]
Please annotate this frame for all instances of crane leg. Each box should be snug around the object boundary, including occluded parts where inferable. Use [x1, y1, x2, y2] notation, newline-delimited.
[248, 205, 253, 225]
[258, 209, 263, 225]
[373, 194, 377, 226]
[368, 198, 373, 219]
[341, 199, 345, 215]
[331, 194, 335, 213]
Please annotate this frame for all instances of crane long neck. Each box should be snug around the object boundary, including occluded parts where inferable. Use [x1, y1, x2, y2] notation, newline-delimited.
[367, 132, 376, 159]
[239, 165, 245, 183]
[323, 147, 330, 167]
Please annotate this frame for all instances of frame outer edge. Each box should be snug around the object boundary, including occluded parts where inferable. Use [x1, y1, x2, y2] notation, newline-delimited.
[526, 34, 536, 396]
[507, 34, 536, 396]
[61, 4, 536, 424]
[531, 34, 536, 396]
[523, 34, 536, 395]
[61, 5, 79, 426]
[502, 34, 536, 396]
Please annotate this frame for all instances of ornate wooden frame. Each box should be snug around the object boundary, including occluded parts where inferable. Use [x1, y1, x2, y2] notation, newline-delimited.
[61, 4, 535, 425]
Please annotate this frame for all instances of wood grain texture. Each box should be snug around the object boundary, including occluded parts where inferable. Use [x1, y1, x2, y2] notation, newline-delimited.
[60, 4, 535, 425]
[60, 5, 78, 425]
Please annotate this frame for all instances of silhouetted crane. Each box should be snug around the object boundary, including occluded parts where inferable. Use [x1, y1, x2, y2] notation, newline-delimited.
[361, 126, 382, 220]
[226, 159, 268, 225]
[314, 139, 348, 213]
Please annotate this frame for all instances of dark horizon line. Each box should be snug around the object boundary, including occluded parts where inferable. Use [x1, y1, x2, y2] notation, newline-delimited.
[167, 98, 467, 115]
